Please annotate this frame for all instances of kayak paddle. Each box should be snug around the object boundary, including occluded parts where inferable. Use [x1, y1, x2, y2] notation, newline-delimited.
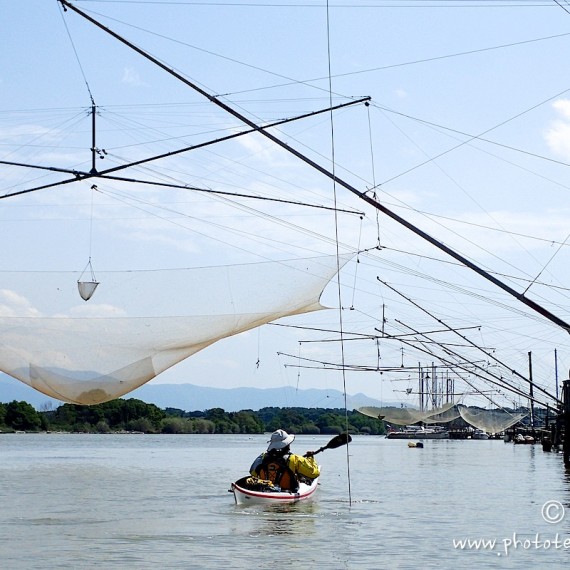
[305, 433, 352, 457]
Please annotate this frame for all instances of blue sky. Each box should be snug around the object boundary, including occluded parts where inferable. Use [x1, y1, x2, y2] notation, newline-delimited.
[1, 0, 570, 410]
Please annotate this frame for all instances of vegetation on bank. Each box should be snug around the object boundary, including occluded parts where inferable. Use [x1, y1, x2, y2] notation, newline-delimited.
[0, 398, 385, 435]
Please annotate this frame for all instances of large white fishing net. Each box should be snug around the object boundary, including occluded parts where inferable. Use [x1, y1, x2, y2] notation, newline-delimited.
[357, 403, 456, 426]
[0, 255, 347, 405]
[422, 404, 461, 424]
[457, 405, 527, 435]
[358, 403, 526, 434]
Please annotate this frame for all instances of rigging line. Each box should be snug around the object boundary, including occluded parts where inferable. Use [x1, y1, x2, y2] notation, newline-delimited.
[94, 183, 334, 258]
[92, 183, 332, 262]
[270, 322, 381, 336]
[84, 0, 558, 109]
[374, 109, 539, 252]
[371, 86, 570, 187]
[60, 0, 570, 337]
[325, 0, 351, 507]
[383, 326, 549, 407]
[349, 218, 364, 309]
[440, 369, 510, 413]
[366, 245, 570, 294]
[375, 258, 556, 324]
[71, 1, 570, 5]
[374, 103, 570, 170]
[366, 103, 381, 248]
[76, 4, 339, 98]
[384, 325, 484, 337]
[380, 278, 560, 403]
[0, 97, 369, 200]
[58, 2, 95, 104]
[97, 173, 365, 214]
[360, 242, 570, 319]
[379, 203, 570, 249]
[300, 335, 493, 348]
[278, 351, 383, 371]
[0, 110, 88, 179]
[96, 177, 361, 261]
[88, 184, 96, 260]
[207, 30, 570, 98]
[296, 342, 302, 392]
[523, 232, 570, 296]
[371, 108, 540, 277]
[553, 0, 570, 12]
[355, 110, 570, 288]
[388, 340, 512, 405]
[62, 6, 370, 191]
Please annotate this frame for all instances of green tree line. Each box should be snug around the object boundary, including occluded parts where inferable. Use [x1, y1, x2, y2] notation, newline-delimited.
[0, 399, 385, 435]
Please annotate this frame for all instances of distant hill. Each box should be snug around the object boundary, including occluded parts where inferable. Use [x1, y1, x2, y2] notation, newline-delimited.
[129, 383, 394, 412]
[0, 374, 397, 412]
[0, 375, 62, 410]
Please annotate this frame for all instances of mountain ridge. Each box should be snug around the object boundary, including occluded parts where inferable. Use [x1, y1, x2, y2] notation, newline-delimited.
[0, 374, 398, 412]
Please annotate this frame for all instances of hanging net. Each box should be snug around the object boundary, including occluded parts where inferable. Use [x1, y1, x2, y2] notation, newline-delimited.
[357, 402, 456, 426]
[422, 404, 461, 424]
[457, 405, 526, 435]
[0, 255, 347, 405]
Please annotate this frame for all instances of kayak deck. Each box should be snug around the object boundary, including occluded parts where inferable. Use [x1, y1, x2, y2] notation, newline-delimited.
[231, 475, 319, 505]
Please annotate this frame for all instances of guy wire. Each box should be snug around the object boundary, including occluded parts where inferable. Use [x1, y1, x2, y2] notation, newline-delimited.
[326, 0, 352, 506]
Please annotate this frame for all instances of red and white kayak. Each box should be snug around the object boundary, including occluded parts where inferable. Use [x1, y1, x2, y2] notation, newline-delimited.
[230, 475, 319, 506]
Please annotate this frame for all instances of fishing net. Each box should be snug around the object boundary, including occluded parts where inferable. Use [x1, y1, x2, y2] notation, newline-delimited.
[458, 405, 526, 435]
[357, 403, 456, 425]
[0, 255, 347, 405]
[422, 404, 461, 424]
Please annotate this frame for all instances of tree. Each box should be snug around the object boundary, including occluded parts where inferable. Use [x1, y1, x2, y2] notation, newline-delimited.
[161, 417, 192, 434]
[230, 410, 264, 433]
[5, 401, 42, 431]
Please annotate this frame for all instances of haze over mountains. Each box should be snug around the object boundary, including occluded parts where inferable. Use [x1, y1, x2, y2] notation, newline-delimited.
[0, 374, 395, 412]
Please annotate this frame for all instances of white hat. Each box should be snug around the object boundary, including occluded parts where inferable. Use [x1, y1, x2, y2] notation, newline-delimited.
[267, 429, 295, 451]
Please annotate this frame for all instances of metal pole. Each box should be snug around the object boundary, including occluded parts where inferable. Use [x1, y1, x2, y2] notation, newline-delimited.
[563, 379, 570, 466]
[418, 364, 423, 413]
[555, 349, 559, 402]
[528, 352, 535, 433]
[90, 104, 97, 174]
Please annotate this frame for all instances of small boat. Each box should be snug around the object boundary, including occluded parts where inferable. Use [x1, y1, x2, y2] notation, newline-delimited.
[471, 429, 489, 440]
[386, 425, 449, 440]
[231, 475, 319, 506]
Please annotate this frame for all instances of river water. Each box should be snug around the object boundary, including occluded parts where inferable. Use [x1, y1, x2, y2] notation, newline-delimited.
[1, 433, 569, 569]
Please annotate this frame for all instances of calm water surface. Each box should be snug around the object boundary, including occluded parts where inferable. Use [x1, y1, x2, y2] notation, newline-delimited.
[1, 433, 569, 569]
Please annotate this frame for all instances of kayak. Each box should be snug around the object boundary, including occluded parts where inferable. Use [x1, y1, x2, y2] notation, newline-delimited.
[230, 475, 319, 506]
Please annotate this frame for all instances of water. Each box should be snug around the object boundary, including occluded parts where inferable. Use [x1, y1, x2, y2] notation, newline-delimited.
[1, 434, 569, 569]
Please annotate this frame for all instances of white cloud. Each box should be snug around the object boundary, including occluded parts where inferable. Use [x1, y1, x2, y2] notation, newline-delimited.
[544, 99, 570, 160]
[0, 124, 53, 141]
[122, 67, 146, 87]
[0, 289, 41, 317]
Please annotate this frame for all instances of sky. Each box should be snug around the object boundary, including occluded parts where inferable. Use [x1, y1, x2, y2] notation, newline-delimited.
[2, 0, 570, 411]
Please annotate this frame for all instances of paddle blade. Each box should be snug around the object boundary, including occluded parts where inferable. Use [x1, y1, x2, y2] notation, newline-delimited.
[326, 432, 352, 449]
[307, 433, 352, 456]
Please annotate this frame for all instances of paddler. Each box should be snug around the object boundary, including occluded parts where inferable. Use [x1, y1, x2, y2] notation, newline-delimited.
[249, 429, 320, 492]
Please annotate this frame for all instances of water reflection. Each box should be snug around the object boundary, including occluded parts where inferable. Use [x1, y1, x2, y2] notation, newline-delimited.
[234, 501, 319, 536]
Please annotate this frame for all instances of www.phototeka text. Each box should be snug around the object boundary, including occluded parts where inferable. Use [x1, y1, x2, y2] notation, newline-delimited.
[453, 532, 570, 556]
